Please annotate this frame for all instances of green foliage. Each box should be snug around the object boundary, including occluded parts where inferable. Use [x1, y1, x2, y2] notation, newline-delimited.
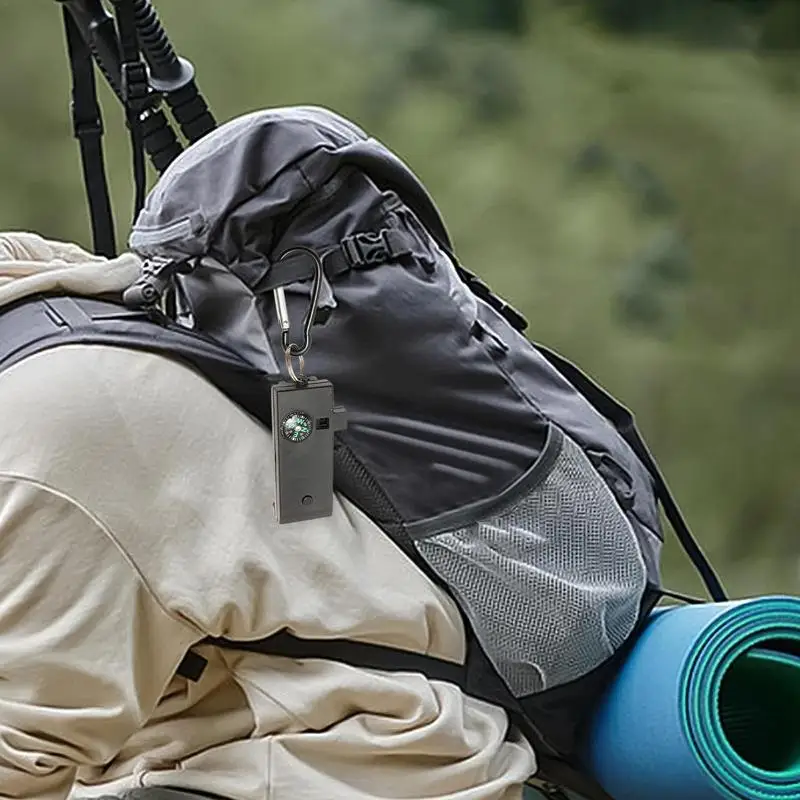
[759, 1, 800, 52]
[585, 0, 696, 34]
[582, 0, 800, 51]
[0, 0, 797, 596]
[399, 0, 529, 36]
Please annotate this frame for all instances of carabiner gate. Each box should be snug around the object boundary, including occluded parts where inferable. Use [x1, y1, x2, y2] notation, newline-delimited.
[273, 246, 325, 384]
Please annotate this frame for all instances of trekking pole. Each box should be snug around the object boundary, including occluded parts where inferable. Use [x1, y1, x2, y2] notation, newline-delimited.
[55, 0, 218, 255]
[57, 0, 217, 175]
[115, 0, 217, 146]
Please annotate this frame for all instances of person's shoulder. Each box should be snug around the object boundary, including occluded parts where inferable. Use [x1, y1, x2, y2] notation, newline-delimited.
[0, 342, 267, 486]
[0, 340, 210, 426]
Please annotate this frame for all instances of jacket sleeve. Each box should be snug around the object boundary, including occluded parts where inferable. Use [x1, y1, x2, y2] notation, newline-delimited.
[0, 475, 202, 800]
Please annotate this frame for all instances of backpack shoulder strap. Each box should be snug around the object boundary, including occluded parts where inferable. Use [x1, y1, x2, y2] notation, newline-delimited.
[0, 294, 274, 427]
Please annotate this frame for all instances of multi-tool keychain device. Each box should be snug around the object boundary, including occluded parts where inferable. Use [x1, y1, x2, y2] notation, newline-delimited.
[271, 247, 347, 524]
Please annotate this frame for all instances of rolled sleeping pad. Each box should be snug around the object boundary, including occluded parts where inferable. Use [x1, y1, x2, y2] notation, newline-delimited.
[582, 595, 800, 800]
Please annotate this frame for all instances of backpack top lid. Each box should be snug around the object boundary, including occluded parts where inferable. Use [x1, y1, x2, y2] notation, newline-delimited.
[128, 105, 453, 266]
[126, 105, 462, 374]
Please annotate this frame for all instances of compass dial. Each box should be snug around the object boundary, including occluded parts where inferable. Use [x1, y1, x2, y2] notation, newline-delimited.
[281, 411, 313, 443]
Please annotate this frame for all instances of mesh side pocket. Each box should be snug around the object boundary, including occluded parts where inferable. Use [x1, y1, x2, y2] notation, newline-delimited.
[415, 428, 647, 696]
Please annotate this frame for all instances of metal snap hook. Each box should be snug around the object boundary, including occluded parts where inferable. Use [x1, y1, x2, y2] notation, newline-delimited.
[272, 246, 324, 358]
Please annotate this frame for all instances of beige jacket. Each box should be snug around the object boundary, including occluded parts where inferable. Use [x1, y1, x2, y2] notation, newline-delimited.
[0, 233, 536, 800]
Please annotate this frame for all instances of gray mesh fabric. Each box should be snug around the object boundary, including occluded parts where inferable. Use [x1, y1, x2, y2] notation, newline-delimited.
[416, 431, 648, 696]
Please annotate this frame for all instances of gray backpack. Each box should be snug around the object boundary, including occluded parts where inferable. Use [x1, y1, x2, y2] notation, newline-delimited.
[125, 106, 726, 798]
[0, 105, 725, 800]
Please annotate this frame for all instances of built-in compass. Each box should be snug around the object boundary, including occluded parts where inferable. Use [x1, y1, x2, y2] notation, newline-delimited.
[280, 411, 313, 443]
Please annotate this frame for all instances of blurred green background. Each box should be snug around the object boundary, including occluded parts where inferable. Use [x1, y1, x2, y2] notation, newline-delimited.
[0, 0, 797, 598]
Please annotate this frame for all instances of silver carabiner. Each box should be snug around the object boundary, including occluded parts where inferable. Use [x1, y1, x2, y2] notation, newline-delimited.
[272, 246, 324, 385]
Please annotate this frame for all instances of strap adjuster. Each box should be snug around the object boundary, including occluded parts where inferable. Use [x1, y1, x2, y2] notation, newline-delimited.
[341, 229, 395, 268]
[120, 61, 151, 110]
[70, 103, 104, 140]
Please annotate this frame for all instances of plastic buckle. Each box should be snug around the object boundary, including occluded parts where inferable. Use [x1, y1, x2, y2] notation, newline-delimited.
[341, 230, 392, 268]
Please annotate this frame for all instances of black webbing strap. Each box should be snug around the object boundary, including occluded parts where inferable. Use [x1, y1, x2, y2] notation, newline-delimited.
[203, 629, 468, 685]
[112, 0, 149, 220]
[62, 7, 117, 258]
[533, 342, 727, 602]
[246, 228, 418, 297]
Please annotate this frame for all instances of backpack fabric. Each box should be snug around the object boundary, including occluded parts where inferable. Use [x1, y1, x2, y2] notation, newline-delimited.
[0, 106, 724, 800]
